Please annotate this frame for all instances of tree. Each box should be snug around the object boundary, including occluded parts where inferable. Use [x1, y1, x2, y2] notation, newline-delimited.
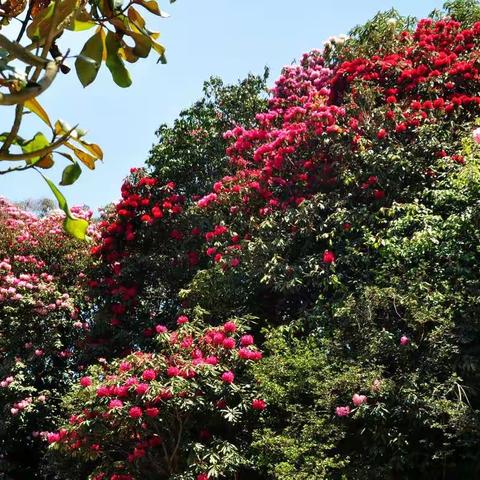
[0, 0, 175, 238]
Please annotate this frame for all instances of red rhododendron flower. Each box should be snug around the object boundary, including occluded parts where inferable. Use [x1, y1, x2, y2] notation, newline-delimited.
[80, 376, 92, 387]
[142, 369, 156, 381]
[323, 250, 335, 264]
[129, 406, 142, 418]
[252, 399, 267, 410]
[221, 371, 235, 383]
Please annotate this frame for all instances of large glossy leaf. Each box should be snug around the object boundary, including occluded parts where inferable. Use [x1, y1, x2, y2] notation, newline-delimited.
[75, 29, 104, 87]
[105, 31, 132, 87]
[41, 175, 89, 240]
[60, 162, 82, 185]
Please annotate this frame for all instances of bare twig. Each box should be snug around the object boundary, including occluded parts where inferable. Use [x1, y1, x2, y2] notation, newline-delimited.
[0, 163, 35, 175]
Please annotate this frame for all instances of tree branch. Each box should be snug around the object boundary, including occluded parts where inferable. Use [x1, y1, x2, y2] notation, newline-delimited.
[0, 34, 49, 68]
[0, 60, 59, 105]
[0, 103, 24, 153]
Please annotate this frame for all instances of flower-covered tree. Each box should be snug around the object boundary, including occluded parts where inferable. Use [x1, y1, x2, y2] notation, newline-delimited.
[0, 197, 94, 478]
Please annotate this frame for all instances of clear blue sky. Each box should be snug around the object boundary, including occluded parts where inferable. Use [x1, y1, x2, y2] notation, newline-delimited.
[0, 0, 444, 210]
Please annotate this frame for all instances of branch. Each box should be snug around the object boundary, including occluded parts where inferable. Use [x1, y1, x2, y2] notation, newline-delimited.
[0, 163, 35, 175]
[0, 34, 49, 68]
[0, 103, 24, 153]
[0, 129, 74, 161]
[0, 60, 59, 105]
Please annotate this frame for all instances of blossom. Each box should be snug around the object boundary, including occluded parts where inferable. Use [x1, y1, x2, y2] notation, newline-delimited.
[129, 406, 142, 418]
[221, 371, 235, 384]
[80, 376, 92, 387]
[323, 250, 336, 264]
[352, 394, 367, 407]
[335, 406, 350, 417]
[145, 407, 159, 418]
[223, 321, 237, 333]
[240, 334, 254, 346]
[142, 369, 156, 381]
[108, 399, 123, 409]
[177, 315, 189, 325]
[222, 337, 236, 349]
[252, 399, 267, 410]
[400, 335, 410, 346]
[473, 127, 480, 144]
[167, 366, 180, 377]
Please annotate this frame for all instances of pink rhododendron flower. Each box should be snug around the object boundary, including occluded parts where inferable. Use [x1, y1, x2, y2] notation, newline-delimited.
[352, 394, 367, 407]
[335, 406, 351, 417]
[221, 371, 235, 383]
[400, 335, 410, 346]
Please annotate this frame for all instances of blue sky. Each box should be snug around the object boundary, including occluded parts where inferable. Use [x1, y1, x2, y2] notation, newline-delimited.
[0, 0, 444, 210]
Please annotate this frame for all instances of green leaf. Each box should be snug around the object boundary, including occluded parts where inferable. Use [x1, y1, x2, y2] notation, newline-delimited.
[75, 30, 104, 87]
[105, 31, 132, 88]
[41, 175, 89, 240]
[22, 132, 50, 163]
[60, 162, 82, 185]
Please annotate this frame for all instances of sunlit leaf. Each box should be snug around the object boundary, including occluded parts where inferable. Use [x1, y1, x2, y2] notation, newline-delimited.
[75, 29, 104, 87]
[36, 154, 54, 168]
[24, 98, 52, 127]
[133, 0, 169, 17]
[60, 162, 82, 185]
[41, 174, 89, 240]
[105, 31, 132, 87]
[27, 0, 79, 40]
[22, 132, 50, 163]
[65, 142, 97, 169]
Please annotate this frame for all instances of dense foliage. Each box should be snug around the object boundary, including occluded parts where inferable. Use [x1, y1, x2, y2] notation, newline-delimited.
[2, 1, 480, 479]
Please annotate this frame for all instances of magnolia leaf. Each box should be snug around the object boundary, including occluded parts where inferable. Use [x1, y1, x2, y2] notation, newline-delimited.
[123, 32, 152, 60]
[132, 0, 164, 16]
[41, 175, 89, 240]
[60, 162, 82, 185]
[22, 132, 50, 163]
[67, 137, 103, 161]
[66, 143, 97, 169]
[75, 30, 104, 87]
[105, 31, 132, 87]
[24, 98, 52, 127]
[68, 8, 96, 31]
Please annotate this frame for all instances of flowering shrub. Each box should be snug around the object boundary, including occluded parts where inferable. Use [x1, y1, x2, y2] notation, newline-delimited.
[50, 319, 265, 480]
[0, 198, 94, 478]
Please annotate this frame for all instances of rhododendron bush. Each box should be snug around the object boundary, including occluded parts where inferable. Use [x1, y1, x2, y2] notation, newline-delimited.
[0, 198, 94, 478]
[50, 319, 265, 480]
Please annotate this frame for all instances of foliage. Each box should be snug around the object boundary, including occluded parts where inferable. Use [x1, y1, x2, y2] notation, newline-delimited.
[147, 72, 269, 197]
[0, 197, 95, 478]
